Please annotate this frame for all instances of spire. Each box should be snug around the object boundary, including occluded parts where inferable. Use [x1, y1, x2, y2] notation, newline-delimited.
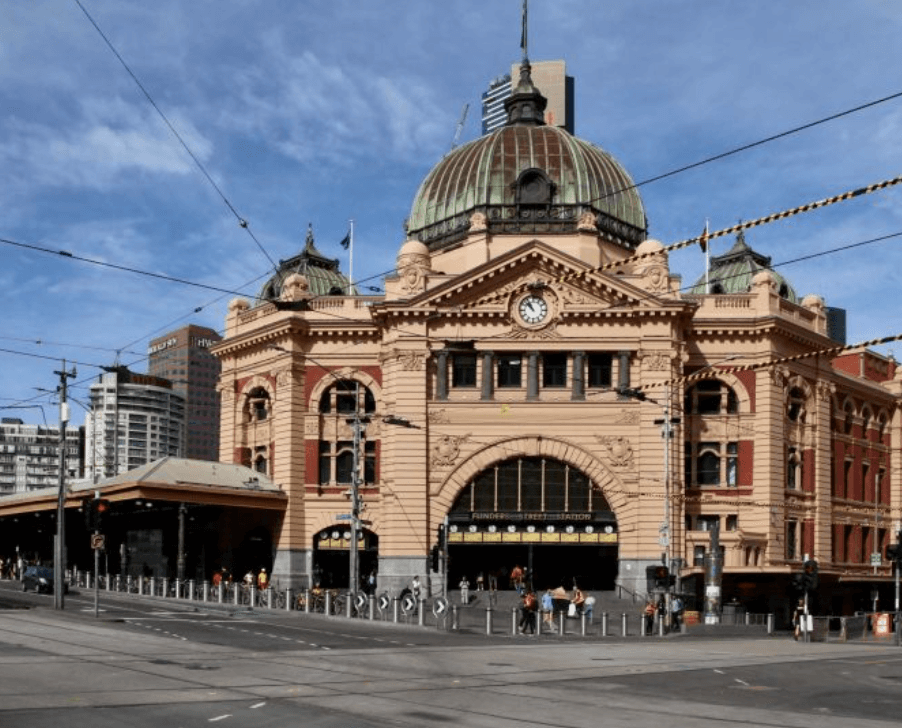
[520, 0, 529, 61]
[503, 58, 547, 126]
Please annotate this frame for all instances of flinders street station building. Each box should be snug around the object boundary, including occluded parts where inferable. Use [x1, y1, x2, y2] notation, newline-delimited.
[210, 59, 901, 614]
[1, 59, 898, 618]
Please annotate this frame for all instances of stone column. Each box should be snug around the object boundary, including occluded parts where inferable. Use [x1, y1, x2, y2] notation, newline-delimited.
[481, 351, 494, 401]
[571, 351, 585, 401]
[436, 350, 449, 401]
[527, 352, 539, 401]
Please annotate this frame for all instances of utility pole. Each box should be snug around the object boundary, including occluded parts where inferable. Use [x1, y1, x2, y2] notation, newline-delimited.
[654, 384, 681, 620]
[347, 383, 369, 597]
[54, 361, 76, 610]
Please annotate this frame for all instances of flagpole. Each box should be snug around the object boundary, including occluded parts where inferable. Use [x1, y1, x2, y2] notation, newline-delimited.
[349, 219, 354, 293]
[704, 218, 710, 294]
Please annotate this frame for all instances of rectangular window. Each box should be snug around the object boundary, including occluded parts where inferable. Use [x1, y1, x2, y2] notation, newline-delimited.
[786, 520, 798, 560]
[697, 515, 719, 532]
[451, 354, 477, 387]
[497, 354, 522, 388]
[587, 353, 612, 388]
[542, 353, 567, 388]
[318, 442, 331, 484]
[364, 441, 376, 485]
[787, 447, 798, 490]
[693, 545, 706, 567]
[726, 442, 738, 486]
[335, 441, 354, 484]
[726, 514, 738, 531]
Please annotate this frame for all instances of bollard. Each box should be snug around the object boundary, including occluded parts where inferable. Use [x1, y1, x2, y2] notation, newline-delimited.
[127, 575, 133, 593]
[512, 607, 519, 635]
[138, 576, 144, 596]
[534, 608, 541, 637]
[368, 594, 375, 620]
[149, 576, 155, 596]
[451, 604, 459, 631]
[202, 581, 209, 602]
[266, 587, 273, 609]
[107, 574, 112, 592]
[580, 612, 587, 636]
[303, 588, 310, 613]
[217, 582, 223, 604]
[659, 612, 665, 636]
[189, 580, 196, 601]
[418, 598, 426, 626]
[601, 611, 608, 637]
[767, 613, 774, 634]
[392, 596, 400, 623]
[559, 610, 566, 635]
[621, 613, 628, 637]
[324, 590, 332, 616]
[346, 593, 353, 618]
[162, 577, 169, 597]
[640, 613, 647, 637]
[286, 589, 293, 611]
[233, 583, 240, 606]
[486, 606, 494, 635]
[745, 611, 750, 626]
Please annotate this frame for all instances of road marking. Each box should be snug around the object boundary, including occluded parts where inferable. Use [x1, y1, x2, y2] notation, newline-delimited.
[713, 669, 724, 674]
[734, 679, 749, 686]
[208, 715, 231, 722]
[250, 702, 266, 709]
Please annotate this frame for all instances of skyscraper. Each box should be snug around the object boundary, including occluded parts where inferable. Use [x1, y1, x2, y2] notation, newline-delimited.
[147, 325, 222, 462]
[481, 59, 574, 134]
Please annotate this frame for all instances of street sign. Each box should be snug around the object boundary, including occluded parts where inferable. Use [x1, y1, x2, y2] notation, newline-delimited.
[871, 552, 882, 566]
[335, 514, 352, 520]
[433, 596, 448, 616]
[354, 593, 367, 610]
[377, 592, 390, 611]
[91, 534, 105, 550]
[401, 594, 416, 614]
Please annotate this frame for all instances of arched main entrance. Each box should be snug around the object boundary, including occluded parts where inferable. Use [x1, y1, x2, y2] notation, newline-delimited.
[445, 456, 618, 591]
[311, 526, 379, 589]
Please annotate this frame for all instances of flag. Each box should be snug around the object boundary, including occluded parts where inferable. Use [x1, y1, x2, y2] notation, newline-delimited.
[698, 221, 709, 253]
[339, 232, 350, 250]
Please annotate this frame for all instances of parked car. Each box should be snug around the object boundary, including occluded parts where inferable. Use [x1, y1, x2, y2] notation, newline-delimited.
[21, 565, 67, 594]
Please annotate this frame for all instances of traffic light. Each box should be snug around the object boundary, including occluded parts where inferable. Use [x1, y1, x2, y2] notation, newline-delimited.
[430, 545, 440, 572]
[790, 573, 805, 592]
[802, 559, 818, 591]
[85, 498, 111, 531]
[886, 543, 902, 562]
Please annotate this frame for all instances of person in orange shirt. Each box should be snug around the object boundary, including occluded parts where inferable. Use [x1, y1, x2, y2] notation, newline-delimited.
[257, 568, 269, 590]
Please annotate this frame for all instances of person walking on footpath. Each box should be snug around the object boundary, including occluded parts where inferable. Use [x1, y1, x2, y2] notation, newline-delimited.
[519, 589, 537, 633]
[411, 575, 421, 601]
[644, 599, 656, 634]
[459, 576, 470, 604]
[671, 594, 683, 631]
[541, 589, 555, 632]
[510, 564, 524, 595]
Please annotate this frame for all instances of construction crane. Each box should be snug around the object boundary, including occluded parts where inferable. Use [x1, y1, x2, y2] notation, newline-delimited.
[451, 103, 469, 150]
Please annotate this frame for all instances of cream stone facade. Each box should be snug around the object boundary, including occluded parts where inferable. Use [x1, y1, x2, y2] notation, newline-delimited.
[211, 60, 901, 616]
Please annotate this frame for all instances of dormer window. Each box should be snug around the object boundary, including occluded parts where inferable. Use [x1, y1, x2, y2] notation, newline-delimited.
[514, 168, 555, 207]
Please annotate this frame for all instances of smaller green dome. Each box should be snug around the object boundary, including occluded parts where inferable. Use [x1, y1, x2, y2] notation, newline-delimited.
[688, 230, 797, 302]
[257, 225, 356, 301]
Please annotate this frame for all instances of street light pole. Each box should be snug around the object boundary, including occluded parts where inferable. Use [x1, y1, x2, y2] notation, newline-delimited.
[54, 361, 76, 610]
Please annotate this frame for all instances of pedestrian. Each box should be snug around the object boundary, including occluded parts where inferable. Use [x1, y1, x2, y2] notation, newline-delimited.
[411, 575, 421, 601]
[257, 568, 269, 590]
[459, 576, 470, 604]
[583, 594, 595, 622]
[792, 599, 805, 641]
[366, 570, 376, 595]
[510, 564, 524, 595]
[476, 572, 484, 591]
[644, 599, 656, 634]
[671, 595, 683, 630]
[211, 570, 222, 588]
[541, 589, 555, 632]
[519, 589, 537, 633]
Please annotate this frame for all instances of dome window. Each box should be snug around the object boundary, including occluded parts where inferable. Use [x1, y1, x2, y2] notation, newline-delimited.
[514, 168, 555, 207]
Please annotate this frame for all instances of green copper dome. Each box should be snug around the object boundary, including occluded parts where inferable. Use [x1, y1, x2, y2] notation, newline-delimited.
[688, 230, 798, 302]
[406, 60, 647, 251]
[257, 225, 355, 301]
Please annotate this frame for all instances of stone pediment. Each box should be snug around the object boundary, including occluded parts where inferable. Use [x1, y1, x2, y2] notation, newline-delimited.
[404, 241, 661, 317]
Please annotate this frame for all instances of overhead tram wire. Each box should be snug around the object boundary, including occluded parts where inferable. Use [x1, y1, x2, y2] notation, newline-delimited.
[585, 88, 902, 209]
[451, 172, 902, 311]
[72, 0, 279, 276]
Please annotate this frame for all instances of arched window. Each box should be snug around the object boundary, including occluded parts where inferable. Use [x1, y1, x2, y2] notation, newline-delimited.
[684, 380, 738, 415]
[843, 401, 855, 435]
[319, 379, 375, 414]
[245, 386, 270, 422]
[685, 441, 738, 487]
[787, 387, 806, 423]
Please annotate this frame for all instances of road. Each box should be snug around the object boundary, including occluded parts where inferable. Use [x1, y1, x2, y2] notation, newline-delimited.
[1, 581, 901, 727]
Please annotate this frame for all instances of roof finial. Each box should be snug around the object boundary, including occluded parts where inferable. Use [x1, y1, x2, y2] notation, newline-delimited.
[305, 222, 315, 249]
[520, 0, 529, 61]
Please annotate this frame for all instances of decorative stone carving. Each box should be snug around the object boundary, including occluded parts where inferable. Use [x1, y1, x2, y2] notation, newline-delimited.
[395, 350, 425, 371]
[228, 298, 250, 314]
[816, 380, 835, 403]
[641, 351, 671, 372]
[429, 409, 450, 424]
[643, 264, 669, 293]
[615, 410, 640, 425]
[279, 273, 310, 302]
[304, 418, 319, 436]
[469, 211, 488, 232]
[597, 435, 634, 468]
[397, 239, 431, 296]
[557, 285, 593, 306]
[275, 366, 301, 387]
[769, 365, 790, 389]
[508, 323, 561, 340]
[431, 434, 470, 467]
[577, 210, 598, 232]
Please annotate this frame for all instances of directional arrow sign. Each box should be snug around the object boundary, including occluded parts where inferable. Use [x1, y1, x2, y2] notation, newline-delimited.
[432, 596, 448, 616]
[377, 593, 390, 611]
[401, 595, 416, 614]
[354, 593, 367, 610]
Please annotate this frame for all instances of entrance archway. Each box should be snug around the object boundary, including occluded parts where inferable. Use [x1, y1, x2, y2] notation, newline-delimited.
[445, 455, 618, 591]
[312, 526, 379, 589]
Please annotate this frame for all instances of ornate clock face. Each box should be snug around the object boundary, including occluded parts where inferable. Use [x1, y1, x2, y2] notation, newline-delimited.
[518, 294, 548, 324]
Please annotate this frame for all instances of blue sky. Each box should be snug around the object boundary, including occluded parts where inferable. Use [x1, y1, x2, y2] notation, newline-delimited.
[3, 0, 902, 426]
